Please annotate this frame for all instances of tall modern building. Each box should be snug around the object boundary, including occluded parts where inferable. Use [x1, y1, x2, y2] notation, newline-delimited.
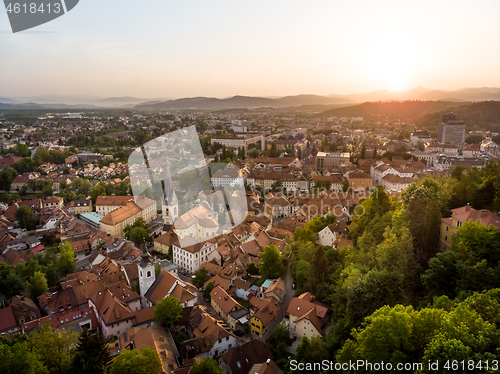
[437, 113, 465, 147]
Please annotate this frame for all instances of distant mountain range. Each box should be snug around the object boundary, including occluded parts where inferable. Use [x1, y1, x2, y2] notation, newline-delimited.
[329, 87, 500, 103]
[2, 87, 500, 110]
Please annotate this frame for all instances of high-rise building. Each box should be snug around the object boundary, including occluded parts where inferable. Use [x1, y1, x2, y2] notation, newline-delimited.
[437, 113, 465, 147]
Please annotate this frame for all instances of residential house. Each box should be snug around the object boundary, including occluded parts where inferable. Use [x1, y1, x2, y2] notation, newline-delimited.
[440, 204, 500, 251]
[73, 197, 93, 214]
[43, 196, 64, 209]
[264, 279, 286, 302]
[220, 339, 274, 374]
[10, 295, 42, 325]
[210, 286, 243, 325]
[144, 270, 198, 308]
[38, 287, 79, 318]
[286, 292, 330, 340]
[0, 306, 18, 335]
[347, 171, 372, 190]
[89, 288, 135, 338]
[180, 305, 238, 360]
[249, 297, 279, 336]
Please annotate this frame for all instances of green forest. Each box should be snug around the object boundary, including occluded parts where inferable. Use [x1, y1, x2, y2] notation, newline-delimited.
[267, 161, 500, 373]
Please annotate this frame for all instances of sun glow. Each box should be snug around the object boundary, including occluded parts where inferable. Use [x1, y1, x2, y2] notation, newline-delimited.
[365, 31, 418, 91]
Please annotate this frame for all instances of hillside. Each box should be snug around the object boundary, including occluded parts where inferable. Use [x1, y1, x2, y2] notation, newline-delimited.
[414, 101, 500, 132]
[134, 94, 350, 110]
[315, 100, 467, 122]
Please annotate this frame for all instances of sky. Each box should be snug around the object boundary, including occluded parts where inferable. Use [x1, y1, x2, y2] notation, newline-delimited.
[1, 0, 500, 98]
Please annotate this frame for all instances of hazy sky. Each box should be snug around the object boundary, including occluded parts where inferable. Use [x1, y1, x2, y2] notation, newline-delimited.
[1, 0, 500, 98]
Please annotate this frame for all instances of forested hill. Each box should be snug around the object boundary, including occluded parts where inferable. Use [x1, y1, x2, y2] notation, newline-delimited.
[315, 100, 466, 122]
[414, 100, 500, 132]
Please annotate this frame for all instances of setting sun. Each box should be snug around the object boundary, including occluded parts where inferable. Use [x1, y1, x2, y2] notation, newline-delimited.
[365, 31, 417, 91]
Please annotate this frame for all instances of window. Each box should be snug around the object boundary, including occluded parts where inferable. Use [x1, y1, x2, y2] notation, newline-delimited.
[446, 226, 448, 231]
[147, 271, 151, 277]
[445, 236, 447, 241]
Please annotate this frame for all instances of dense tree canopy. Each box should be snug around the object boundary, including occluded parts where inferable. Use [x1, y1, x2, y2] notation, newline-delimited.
[259, 245, 286, 280]
[110, 346, 162, 374]
[153, 296, 182, 327]
[15, 205, 36, 230]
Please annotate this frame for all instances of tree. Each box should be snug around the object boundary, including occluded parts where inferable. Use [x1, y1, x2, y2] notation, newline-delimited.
[190, 357, 223, 374]
[0, 167, 18, 191]
[422, 221, 500, 300]
[15, 205, 36, 230]
[11, 143, 30, 157]
[110, 346, 162, 374]
[203, 282, 214, 300]
[0, 191, 10, 203]
[0, 263, 24, 299]
[45, 263, 59, 288]
[124, 218, 153, 248]
[266, 322, 293, 367]
[174, 332, 188, 349]
[465, 134, 484, 144]
[89, 184, 106, 202]
[337, 305, 446, 367]
[153, 296, 182, 327]
[310, 246, 329, 290]
[293, 336, 329, 371]
[259, 245, 286, 280]
[0, 338, 48, 374]
[27, 323, 78, 374]
[247, 262, 259, 275]
[249, 150, 259, 158]
[42, 185, 54, 197]
[416, 139, 425, 151]
[125, 227, 149, 248]
[57, 242, 75, 277]
[27, 271, 48, 300]
[192, 267, 208, 288]
[69, 327, 111, 374]
[401, 178, 444, 265]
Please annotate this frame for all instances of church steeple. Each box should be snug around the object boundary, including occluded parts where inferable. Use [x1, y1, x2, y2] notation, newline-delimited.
[137, 245, 155, 308]
[139, 245, 153, 268]
[162, 164, 179, 227]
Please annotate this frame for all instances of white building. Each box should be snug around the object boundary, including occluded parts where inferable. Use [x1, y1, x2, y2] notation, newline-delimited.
[172, 237, 219, 274]
[211, 168, 246, 188]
